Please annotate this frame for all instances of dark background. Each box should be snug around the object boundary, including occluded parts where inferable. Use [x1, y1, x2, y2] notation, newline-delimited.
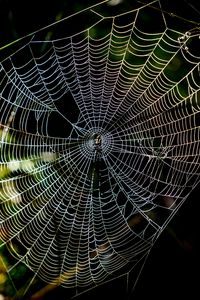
[0, 1, 199, 299]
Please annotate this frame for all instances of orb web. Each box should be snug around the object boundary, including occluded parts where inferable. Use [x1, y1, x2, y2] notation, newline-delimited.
[0, 0, 200, 298]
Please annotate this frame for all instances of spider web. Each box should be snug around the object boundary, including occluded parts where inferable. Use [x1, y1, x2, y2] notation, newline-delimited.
[0, 0, 200, 298]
